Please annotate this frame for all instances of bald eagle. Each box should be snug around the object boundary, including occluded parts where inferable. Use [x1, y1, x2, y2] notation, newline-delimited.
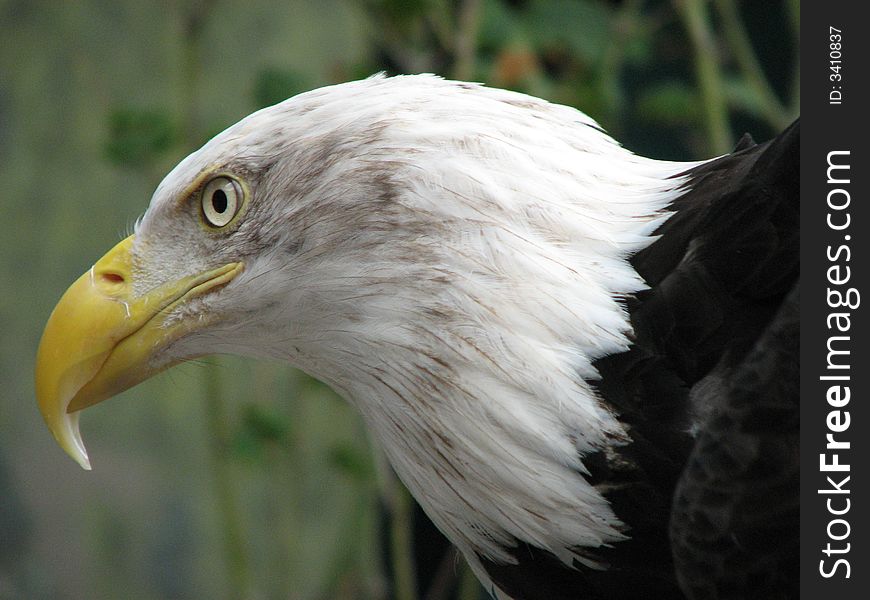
[36, 75, 798, 599]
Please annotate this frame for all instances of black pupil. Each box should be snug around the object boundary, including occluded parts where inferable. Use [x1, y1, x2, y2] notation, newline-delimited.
[211, 189, 228, 214]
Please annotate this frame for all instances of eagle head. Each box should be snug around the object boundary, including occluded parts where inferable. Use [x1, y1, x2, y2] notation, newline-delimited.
[36, 74, 694, 585]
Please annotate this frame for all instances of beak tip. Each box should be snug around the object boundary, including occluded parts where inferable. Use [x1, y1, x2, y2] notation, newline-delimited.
[70, 432, 92, 471]
[69, 417, 92, 471]
[51, 410, 93, 471]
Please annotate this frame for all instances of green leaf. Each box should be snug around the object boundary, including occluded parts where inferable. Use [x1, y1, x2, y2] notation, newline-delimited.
[524, 0, 612, 63]
[722, 75, 768, 120]
[635, 81, 701, 126]
[327, 443, 374, 481]
[241, 403, 289, 443]
[231, 403, 291, 462]
[370, 0, 432, 25]
[622, 31, 654, 67]
[252, 68, 310, 109]
[104, 108, 176, 168]
[231, 428, 263, 462]
[478, 0, 524, 51]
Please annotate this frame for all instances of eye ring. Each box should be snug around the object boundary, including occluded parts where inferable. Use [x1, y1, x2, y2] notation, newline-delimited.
[201, 176, 243, 228]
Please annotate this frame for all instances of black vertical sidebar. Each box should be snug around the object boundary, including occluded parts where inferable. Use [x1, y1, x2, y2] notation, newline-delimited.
[801, 2, 868, 598]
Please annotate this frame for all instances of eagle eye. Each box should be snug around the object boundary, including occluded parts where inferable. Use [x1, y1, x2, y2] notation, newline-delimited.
[201, 176, 242, 228]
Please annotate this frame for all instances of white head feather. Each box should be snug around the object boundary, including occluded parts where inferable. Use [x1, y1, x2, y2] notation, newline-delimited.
[133, 74, 700, 591]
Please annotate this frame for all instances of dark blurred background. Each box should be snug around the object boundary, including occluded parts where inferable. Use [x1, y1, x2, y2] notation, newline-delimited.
[0, 1, 798, 599]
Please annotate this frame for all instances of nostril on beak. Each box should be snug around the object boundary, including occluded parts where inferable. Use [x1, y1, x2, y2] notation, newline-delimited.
[100, 272, 125, 284]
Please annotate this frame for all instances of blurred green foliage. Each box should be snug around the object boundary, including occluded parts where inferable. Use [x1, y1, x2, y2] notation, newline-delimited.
[232, 403, 291, 461]
[105, 109, 178, 168]
[1, 1, 797, 599]
[252, 68, 311, 110]
[637, 81, 701, 125]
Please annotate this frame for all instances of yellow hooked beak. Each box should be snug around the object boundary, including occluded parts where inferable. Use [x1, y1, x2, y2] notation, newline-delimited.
[35, 235, 243, 470]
